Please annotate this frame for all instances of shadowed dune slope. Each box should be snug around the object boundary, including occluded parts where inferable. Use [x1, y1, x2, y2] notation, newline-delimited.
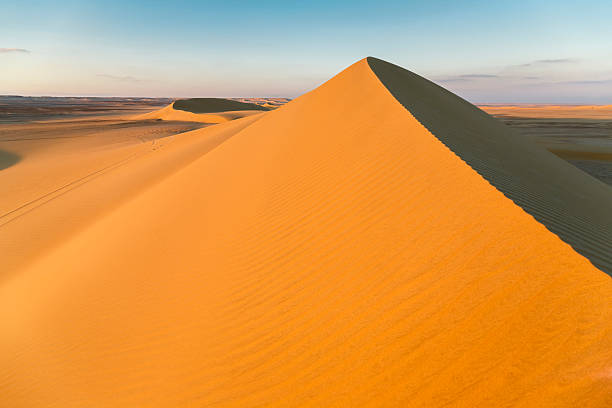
[174, 98, 270, 113]
[1, 59, 611, 407]
[368, 57, 612, 276]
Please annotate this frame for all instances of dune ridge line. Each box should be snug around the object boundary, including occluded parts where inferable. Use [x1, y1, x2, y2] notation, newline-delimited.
[367, 56, 612, 276]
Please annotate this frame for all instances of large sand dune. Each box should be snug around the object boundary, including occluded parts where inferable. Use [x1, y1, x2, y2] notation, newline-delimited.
[1, 58, 611, 407]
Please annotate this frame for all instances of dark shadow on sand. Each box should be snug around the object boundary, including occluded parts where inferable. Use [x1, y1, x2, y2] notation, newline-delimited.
[368, 56, 612, 277]
[0, 150, 21, 171]
[173, 98, 270, 114]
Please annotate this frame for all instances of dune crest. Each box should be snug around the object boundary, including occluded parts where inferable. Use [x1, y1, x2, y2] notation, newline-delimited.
[1, 58, 611, 407]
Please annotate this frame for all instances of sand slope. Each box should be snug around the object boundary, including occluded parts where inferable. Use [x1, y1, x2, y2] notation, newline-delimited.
[0, 116, 261, 278]
[1, 58, 611, 407]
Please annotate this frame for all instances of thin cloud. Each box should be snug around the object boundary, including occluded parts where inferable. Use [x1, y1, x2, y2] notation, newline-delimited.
[0, 48, 30, 53]
[436, 77, 469, 83]
[96, 74, 145, 83]
[436, 73, 499, 83]
[535, 58, 576, 64]
[525, 78, 612, 87]
[511, 58, 578, 68]
[556, 79, 612, 85]
[458, 74, 498, 78]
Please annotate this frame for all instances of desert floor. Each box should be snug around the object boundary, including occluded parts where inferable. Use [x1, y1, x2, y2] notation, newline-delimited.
[482, 108, 612, 186]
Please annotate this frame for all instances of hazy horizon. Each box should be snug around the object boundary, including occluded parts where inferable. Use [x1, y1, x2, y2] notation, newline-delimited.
[2, 0, 612, 103]
[3, 94, 612, 107]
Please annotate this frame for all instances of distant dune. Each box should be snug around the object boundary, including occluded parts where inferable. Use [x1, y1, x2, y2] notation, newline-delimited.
[135, 98, 267, 123]
[232, 97, 291, 109]
[1, 58, 611, 407]
[174, 97, 270, 113]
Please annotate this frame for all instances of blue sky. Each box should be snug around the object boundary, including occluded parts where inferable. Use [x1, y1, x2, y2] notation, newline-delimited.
[1, 0, 612, 102]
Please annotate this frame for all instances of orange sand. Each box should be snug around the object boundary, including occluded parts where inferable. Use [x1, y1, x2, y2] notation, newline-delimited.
[0, 59, 611, 407]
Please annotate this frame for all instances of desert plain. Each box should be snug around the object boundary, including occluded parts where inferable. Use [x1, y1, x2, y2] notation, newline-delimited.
[0, 58, 611, 407]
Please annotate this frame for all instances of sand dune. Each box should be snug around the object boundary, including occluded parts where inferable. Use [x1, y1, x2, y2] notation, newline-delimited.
[174, 98, 270, 113]
[135, 101, 266, 123]
[1, 58, 611, 407]
[0, 115, 260, 278]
